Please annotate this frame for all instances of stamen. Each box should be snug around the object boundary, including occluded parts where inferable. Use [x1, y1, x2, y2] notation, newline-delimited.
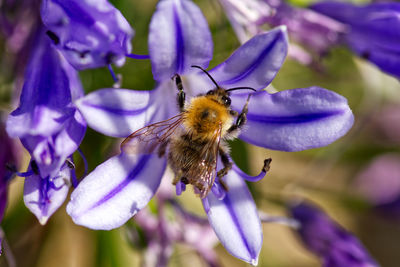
[175, 181, 186, 196]
[126, 53, 150, 60]
[259, 211, 300, 229]
[233, 158, 271, 182]
[70, 169, 78, 188]
[107, 64, 120, 86]
[14, 170, 35, 177]
[77, 148, 88, 176]
[6, 162, 36, 177]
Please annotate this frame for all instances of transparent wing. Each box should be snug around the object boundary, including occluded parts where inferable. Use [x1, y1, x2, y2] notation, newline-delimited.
[121, 114, 184, 155]
[189, 122, 222, 198]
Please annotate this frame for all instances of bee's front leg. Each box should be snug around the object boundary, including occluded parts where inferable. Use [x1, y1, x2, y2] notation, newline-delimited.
[172, 74, 185, 112]
[227, 94, 251, 135]
[217, 146, 231, 191]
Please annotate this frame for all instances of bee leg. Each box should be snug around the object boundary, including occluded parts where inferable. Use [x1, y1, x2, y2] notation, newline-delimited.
[217, 147, 231, 191]
[172, 170, 189, 185]
[172, 74, 185, 112]
[172, 174, 180, 185]
[227, 94, 251, 135]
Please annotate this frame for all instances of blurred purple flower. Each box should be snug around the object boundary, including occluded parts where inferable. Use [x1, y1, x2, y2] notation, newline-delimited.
[41, 0, 134, 70]
[218, 0, 345, 65]
[133, 180, 220, 267]
[311, 1, 400, 78]
[354, 154, 400, 219]
[6, 29, 86, 224]
[213, 0, 273, 43]
[0, 0, 41, 82]
[263, 0, 345, 63]
[372, 105, 400, 143]
[67, 0, 353, 264]
[290, 202, 379, 267]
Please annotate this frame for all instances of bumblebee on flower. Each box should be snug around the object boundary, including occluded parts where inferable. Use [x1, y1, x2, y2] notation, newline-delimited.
[121, 65, 271, 199]
[68, 0, 354, 264]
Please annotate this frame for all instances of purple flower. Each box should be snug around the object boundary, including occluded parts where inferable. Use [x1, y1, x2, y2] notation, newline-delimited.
[41, 0, 134, 70]
[311, 1, 400, 78]
[6, 29, 86, 224]
[290, 202, 379, 267]
[67, 0, 353, 264]
[354, 154, 400, 219]
[263, 0, 345, 61]
[218, 0, 272, 43]
[218, 0, 345, 65]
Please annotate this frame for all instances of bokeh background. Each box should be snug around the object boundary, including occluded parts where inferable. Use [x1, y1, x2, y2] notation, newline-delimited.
[1, 0, 400, 266]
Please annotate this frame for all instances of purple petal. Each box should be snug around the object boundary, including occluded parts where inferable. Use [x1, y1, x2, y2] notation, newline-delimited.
[6, 32, 73, 139]
[20, 136, 63, 178]
[148, 0, 213, 81]
[75, 88, 152, 138]
[19, 109, 86, 179]
[41, 0, 134, 70]
[76, 84, 177, 137]
[60, 53, 84, 101]
[203, 167, 262, 265]
[54, 109, 87, 159]
[76, 89, 150, 137]
[67, 153, 167, 230]
[207, 27, 288, 90]
[231, 87, 354, 151]
[311, 2, 400, 25]
[24, 163, 71, 225]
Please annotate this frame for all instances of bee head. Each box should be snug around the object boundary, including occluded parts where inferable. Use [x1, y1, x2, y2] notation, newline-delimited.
[206, 88, 232, 107]
[191, 65, 256, 107]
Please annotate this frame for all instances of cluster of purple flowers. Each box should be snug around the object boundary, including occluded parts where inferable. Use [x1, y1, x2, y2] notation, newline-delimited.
[2, 0, 397, 265]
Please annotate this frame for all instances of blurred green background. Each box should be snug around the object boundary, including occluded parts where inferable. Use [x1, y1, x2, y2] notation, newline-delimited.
[1, 0, 400, 266]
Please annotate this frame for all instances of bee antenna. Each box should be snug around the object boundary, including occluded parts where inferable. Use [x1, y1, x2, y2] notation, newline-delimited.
[225, 87, 257, 93]
[191, 65, 220, 89]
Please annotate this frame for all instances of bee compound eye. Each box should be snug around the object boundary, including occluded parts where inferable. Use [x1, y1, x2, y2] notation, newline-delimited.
[206, 90, 214, 95]
[223, 96, 231, 106]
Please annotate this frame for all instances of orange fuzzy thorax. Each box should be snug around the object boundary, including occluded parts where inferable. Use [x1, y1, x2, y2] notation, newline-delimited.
[183, 96, 233, 139]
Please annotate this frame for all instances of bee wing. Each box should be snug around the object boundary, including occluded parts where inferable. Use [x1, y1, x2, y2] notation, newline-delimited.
[191, 122, 223, 198]
[121, 114, 184, 155]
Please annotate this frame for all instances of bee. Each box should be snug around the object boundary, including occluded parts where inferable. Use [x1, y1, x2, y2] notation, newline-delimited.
[121, 65, 271, 198]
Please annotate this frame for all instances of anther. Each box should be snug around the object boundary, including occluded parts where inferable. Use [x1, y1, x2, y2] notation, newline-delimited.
[262, 158, 272, 173]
